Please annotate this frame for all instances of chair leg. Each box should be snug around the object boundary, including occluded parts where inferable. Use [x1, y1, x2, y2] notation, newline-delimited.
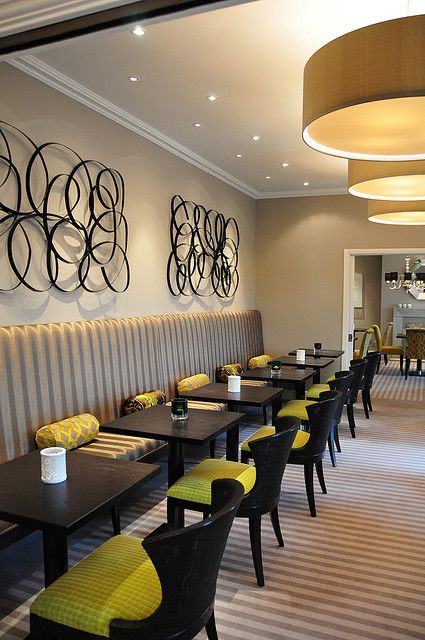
[167, 501, 184, 529]
[383, 353, 388, 365]
[376, 355, 381, 374]
[400, 354, 404, 375]
[303, 463, 316, 517]
[263, 406, 268, 425]
[111, 504, 121, 535]
[405, 358, 410, 380]
[249, 516, 264, 586]
[203, 509, 210, 520]
[346, 404, 356, 438]
[327, 425, 337, 467]
[334, 423, 341, 453]
[209, 439, 216, 458]
[205, 611, 219, 640]
[269, 506, 284, 547]
[361, 391, 369, 419]
[315, 460, 327, 494]
[367, 388, 373, 412]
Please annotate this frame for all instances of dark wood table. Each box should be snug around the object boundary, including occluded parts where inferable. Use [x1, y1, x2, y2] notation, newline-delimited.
[241, 367, 316, 399]
[288, 348, 344, 359]
[179, 382, 283, 427]
[103, 405, 245, 487]
[274, 355, 334, 383]
[0, 451, 159, 587]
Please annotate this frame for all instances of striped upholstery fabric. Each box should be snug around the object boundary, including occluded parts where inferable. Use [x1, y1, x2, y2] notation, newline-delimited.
[74, 432, 164, 461]
[0, 310, 263, 463]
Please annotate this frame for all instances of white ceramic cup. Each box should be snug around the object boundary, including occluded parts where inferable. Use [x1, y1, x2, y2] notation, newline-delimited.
[296, 349, 306, 361]
[228, 375, 241, 393]
[40, 447, 67, 484]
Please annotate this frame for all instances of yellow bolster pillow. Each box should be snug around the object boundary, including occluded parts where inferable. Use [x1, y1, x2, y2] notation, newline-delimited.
[35, 413, 100, 450]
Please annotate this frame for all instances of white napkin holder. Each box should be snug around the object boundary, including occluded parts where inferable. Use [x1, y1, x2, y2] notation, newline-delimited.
[296, 349, 306, 362]
[40, 447, 67, 484]
[227, 375, 241, 393]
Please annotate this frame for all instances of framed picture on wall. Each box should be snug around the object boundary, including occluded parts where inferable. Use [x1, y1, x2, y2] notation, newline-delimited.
[354, 273, 363, 309]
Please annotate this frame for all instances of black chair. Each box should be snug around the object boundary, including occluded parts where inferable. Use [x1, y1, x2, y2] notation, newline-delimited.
[285, 390, 341, 517]
[360, 351, 381, 419]
[30, 478, 244, 640]
[344, 358, 367, 438]
[167, 417, 300, 587]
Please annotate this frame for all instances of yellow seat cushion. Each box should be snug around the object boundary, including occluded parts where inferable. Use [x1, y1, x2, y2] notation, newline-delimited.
[177, 373, 210, 394]
[381, 345, 403, 355]
[240, 426, 310, 452]
[305, 383, 330, 399]
[353, 350, 360, 359]
[327, 374, 336, 382]
[248, 354, 272, 369]
[35, 414, 99, 450]
[166, 458, 256, 505]
[30, 536, 161, 637]
[134, 389, 166, 408]
[277, 400, 316, 422]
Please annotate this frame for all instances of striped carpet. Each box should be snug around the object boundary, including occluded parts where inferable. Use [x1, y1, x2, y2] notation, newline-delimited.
[1, 393, 424, 639]
[373, 358, 425, 402]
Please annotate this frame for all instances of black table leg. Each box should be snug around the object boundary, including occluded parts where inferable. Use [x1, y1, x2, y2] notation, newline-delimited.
[111, 504, 121, 535]
[226, 425, 240, 462]
[43, 526, 68, 587]
[271, 396, 282, 422]
[313, 368, 320, 383]
[295, 381, 306, 399]
[168, 441, 185, 487]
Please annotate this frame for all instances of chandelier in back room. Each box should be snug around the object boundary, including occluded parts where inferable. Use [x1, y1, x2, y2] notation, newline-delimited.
[385, 257, 425, 297]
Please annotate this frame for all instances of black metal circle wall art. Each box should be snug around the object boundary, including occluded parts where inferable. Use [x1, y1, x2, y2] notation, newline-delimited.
[167, 194, 240, 298]
[0, 121, 130, 293]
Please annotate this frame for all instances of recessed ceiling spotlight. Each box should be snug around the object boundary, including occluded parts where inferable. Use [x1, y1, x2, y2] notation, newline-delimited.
[128, 76, 139, 82]
[265, 176, 271, 180]
[194, 123, 202, 128]
[282, 162, 289, 167]
[207, 95, 218, 101]
[304, 181, 310, 186]
[252, 135, 260, 141]
[132, 25, 146, 36]
[236, 154, 242, 158]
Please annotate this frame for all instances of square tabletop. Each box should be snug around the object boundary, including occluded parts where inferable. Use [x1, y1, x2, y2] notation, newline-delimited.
[287, 348, 344, 358]
[0, 450, 159, 532]
[179, 382, 283, 406]
[241, 367, 316, 383]
[103, 404, 245, 445]
[274, 355, 334, 369]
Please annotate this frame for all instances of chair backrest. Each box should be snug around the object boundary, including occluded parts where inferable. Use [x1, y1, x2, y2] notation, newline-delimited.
[240, 417, 300, 512]
[358, 328, 374, 358]
[405, 328, 425, 360]
[347, 358, 367, 403]
[328, 371, 354, 424]
[383, 321, 393, 346]
[123, 479, 243, 639]
[305, 391, 341, 458]
[362, 351, 381, 389]
[371, 324, 383, 351]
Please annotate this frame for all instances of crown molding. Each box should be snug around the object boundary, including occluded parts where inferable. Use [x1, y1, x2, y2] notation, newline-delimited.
[0, 1, 130, 38]
[8, 55, 261, 199]
[257, 187, 348, 199]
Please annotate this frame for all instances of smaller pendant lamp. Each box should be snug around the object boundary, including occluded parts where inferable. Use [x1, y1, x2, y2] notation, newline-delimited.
[348, 160, 425, 200]
[368, 199, 425, 225]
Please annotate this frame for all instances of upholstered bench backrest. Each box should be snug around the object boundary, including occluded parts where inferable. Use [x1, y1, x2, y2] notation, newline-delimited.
[0, 310, 263, 463]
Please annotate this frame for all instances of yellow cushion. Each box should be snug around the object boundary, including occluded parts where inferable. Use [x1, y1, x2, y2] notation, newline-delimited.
[177, 374, 210, 394]
[166, 458, 256, 505]
[277, 400, 316, 422]
[381, 345, 403, 355]
[240, 426, 310, 452]
[134, 389, 166, 408]
[35, 413, 99, 450]
[30, 535, 161, 637]
[353, 350, 360, 359]
[327, 374, 336, 382]
[305, 383, 330, 399]
[248, 354, 272, 369]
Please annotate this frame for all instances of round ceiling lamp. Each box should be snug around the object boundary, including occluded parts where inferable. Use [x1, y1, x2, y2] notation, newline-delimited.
[348, 160, 425, 200]
[368, 199, 425, 225]
[302, 15, 425, 161]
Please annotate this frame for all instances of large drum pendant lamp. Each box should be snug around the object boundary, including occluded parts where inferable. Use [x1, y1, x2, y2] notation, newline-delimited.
[368, 199, 425, 224]
[302, 15, 425, 160]
[348, 160, 425, 200]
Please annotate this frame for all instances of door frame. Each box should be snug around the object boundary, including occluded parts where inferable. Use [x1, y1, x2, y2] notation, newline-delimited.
[342, 247, 425, 369]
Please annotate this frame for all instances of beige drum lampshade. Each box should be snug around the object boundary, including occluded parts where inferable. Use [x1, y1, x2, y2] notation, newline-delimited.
[348, 160, 425, 200]
[368, 199, 425, 225]
[303, 15, 425, 160]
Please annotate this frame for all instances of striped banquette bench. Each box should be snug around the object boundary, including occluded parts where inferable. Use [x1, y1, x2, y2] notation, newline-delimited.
[0, 309, 264, 548]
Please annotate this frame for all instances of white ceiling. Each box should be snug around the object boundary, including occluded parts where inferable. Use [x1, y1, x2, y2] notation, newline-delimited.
[8, 0, 425, 198]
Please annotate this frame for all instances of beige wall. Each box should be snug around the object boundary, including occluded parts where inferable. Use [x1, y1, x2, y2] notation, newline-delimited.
[0, 64, 256, 326]
[353, 255, 382, 330]
[255, 194, 425, 358]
